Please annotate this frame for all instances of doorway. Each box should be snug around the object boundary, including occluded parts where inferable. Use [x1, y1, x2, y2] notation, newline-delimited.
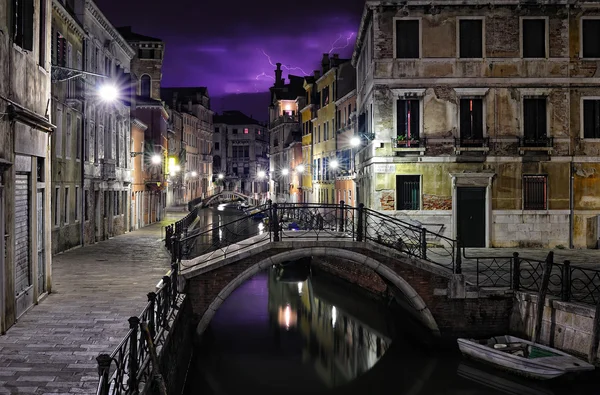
[457, 187, 486, 247]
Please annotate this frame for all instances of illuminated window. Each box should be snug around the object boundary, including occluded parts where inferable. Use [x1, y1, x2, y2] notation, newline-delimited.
[244, 128, 249, 134]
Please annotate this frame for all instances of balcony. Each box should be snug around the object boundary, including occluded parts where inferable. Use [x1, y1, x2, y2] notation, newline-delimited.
[454, 137, 490, 155]
[270, 114, 299, 128]
[100, 159, 116, 180]
[518, 136, 554, 155]
[65, 80, 85, 104]
[391, 137, 427, 155]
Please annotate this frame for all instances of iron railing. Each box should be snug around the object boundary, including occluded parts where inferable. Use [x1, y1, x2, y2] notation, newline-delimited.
[464, 249, 600, 305]
[165, 205, 199, 252]
[96, 265, 181, 395]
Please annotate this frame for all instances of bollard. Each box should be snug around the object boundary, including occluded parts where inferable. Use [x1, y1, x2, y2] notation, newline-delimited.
[272, 203, 280, 242]
[421, 228, 427, 260]
[512, 252, 520, 290]
[127, 316, 140, 391]
[339, 201, 345, 232]
[96, 354, 112, 395]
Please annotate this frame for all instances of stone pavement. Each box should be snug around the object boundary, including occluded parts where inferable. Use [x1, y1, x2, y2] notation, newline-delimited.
[0, 209, 187, 395]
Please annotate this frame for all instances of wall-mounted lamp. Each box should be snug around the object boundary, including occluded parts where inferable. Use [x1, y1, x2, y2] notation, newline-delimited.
[130, 151, 144, 157]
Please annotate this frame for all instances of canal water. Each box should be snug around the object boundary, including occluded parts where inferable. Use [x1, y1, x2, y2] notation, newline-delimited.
[183, 205, 598, 395]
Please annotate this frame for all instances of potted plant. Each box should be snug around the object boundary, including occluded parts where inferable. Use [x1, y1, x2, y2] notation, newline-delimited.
[395, 134, 419, 147]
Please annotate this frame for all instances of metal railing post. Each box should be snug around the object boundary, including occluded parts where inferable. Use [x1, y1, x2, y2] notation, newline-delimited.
[512, 252, 520, 290]
[455, 237, 462, 274]
[147, 292, 156, 340]
[356, 203, 364, 242]
[161, 275, 171, 328]
[170, 235, 178, 265]
[339, 201, 345, 232]
[421, 227, 427, 260]
[272, 203, 280, 242]
[171, 263, 178, 308]
[96, 354, 112, 395]
[562, 260, 571, 302]
[127, 316, 140, 392]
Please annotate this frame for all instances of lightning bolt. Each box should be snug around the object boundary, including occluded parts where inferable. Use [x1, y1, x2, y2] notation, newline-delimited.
[328, 32, 355, 54]
[259, 49, 310, 76]
[255, 72, 275, 81]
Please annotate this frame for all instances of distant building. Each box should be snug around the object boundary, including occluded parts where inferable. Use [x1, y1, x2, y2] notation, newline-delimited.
[213, 111, 269, 200]
[161, 87, 214, 201]
[268, 64, 306, 203]
[119, 27, 167, 224]
[0, 0, 53, 330]
[353, 0, 600, 248]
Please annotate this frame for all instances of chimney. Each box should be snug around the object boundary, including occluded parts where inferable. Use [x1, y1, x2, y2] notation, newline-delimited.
[313, 70, 321, 79]
[332, 53, 339, 66]
[275, 63, 283, 88]
[321, 53, 330, 74]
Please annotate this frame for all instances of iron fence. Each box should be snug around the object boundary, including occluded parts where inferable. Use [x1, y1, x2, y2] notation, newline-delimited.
[165, 205, 200, 252]
[96, 265, 181, 395]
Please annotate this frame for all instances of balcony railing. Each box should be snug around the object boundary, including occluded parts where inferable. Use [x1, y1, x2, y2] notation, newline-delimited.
[454, 137, 489, 148]
[518, 136, 554, 148]
[270, 114, 299, 128]
[391, 137, 427, 149]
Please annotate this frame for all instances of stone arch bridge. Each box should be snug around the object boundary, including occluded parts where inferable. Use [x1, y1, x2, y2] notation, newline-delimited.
[176, 203, 513, 340]
[201, 190, 253, 207]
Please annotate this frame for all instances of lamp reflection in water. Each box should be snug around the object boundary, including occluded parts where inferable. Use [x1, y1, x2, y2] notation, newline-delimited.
[277, 304, 297, 330]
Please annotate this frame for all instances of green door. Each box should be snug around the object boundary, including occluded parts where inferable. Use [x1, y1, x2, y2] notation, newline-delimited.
[457, 187, 486, 247]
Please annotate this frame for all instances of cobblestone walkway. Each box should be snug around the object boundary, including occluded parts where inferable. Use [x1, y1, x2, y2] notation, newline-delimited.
[0, 210, 186, 395]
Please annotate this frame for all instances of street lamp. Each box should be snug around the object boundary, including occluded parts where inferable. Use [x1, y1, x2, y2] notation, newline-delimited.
[281, 168, 289, 176]
[172, 165, 181, 174]
[258, 170, 266, 178]
[296, 165, 305, 174]
[151, 154, 162, 165]
[330, 160, 339, 169]
[350, 136, 361, 147]
[218, 173, 224, 180]
[98, 84, 119, 102]
[191, 171, 197, 177]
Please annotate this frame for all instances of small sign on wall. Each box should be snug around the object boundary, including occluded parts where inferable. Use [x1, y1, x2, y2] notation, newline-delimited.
[374, 164, 395, 173]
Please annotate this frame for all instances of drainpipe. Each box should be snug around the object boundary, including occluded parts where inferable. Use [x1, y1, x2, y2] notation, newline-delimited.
[570, 163, 574, 249]
[81, 39, 87, 247]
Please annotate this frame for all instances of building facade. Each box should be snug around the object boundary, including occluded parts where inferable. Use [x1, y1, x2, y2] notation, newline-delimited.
[213, 111, 269, 200]
[269, 63, 305, 203]
[353, 0, 600, 248]
[50, 0, 86, 253]
[334, 64, 357, 208]
[300, 76, 317, 203]
[120, 27, 167, 223]
[73, 0, 135, 244]
[161, 87, 214, 202]
[0, 0, 53, 330]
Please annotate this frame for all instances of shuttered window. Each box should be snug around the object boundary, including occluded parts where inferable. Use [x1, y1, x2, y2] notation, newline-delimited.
[583, 100, 600, 139]
[523, 98, 547, 140]
[582, 19, 600, 58]
[523, 175, 547, 210]
[395, 20, 419, 58]
[397, 99, 420, 139]
[396, 175, 420, 210]
[459, 98, 484, 139]
[459, 19, 483, 58]
[523, 19, 546, 58]
[13, 0, 34, 51]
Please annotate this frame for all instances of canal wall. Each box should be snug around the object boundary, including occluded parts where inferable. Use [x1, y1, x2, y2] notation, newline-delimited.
[311, 257, 513, 340]
[145, 296, 195, 395]
[510, 291, 598, 362]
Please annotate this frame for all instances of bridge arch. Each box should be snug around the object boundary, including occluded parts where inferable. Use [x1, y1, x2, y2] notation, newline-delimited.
[195, 247, 440, 338]
[202, 191, 251, 206]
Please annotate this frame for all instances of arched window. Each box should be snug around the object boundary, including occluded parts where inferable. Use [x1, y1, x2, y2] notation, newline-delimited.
[140, 75, 151, 97]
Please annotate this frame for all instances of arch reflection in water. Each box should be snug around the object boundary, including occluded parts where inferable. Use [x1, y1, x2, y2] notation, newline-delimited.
[267, 260, 391, 389]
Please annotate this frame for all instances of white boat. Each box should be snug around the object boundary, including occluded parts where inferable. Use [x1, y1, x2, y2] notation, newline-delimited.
[457, 335, 595, 380]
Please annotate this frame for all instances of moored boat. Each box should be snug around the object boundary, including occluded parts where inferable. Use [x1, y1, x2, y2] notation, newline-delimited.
[457, 335, 594, 380]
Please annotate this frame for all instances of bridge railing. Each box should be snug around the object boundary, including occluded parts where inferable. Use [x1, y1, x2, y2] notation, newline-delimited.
[95, 264, 182, 395]
[463, 249, 600, 305]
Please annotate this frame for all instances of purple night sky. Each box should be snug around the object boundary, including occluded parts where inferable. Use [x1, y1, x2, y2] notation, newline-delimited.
[95, 0, 365, 121]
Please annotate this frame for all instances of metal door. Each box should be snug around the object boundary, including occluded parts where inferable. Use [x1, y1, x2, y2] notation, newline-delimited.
[457, 187, 486, 247]
[37, 191, 45, 295]
[14, 173, 31, 316]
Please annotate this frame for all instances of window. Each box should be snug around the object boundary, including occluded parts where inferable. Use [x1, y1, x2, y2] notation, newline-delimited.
[244, 128, 249, 134]
[84, 190, 89, 221]
[75, 186, 80, 221]
[140, 75, 151, 97]
[232, 128, 238, 134]
[459, 19, 483, 58]
[522, 19, 546, 58]
[396, 175, 420, 210]
[39, 0, 47, 65]
[523, 175, 547, 210]
[13, 0, 34, 51]
[395, 19, 419, 58]
[583, 99, 600, 138]
[54, 187, 60, 226]
[582, 19, 600, 58]
[321, 86, 330, 107]
[55, 107, 63, 158]
[64, 187, 70, 224]
[523, 98, 547, 140]
[65, 113, 72, 159]
[215, 142, 220, 150]
[214, 127, 219, 133]
[396, 99, 420, 139]
[459, 98, 484, 139]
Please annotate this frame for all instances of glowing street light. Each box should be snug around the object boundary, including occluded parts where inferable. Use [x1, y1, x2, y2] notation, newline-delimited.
[281, 168, 289, 176]
[218, 173, 224, 180]
[172, 165, 181, 173]
[257, 170, 266, 178]
[151, 154, 162, 165]
[330, 160, 339, 169]
[296, 165, 305, 173]
[191, 171, 197, 177]
[98, 84, 119, 102]
[350, 136, 361, 147]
